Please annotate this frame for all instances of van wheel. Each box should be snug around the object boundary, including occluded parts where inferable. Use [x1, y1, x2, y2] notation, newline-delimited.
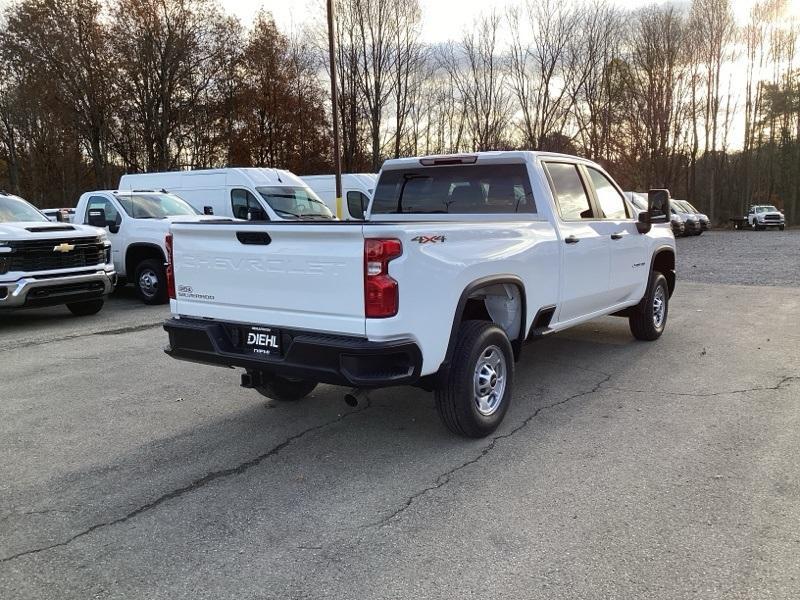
[135, 259, 168, 305]
[254, 374, 317, 401]
[435, 320, 514, 438]
[629, 273, 669, 341]
[67, 299, 104, 316]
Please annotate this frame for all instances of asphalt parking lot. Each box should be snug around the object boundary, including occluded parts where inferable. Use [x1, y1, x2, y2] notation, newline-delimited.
[2, 231, 799, 599]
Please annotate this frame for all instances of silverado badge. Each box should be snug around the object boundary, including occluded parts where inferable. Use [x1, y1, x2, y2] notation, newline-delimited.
[53, 243, 76, 253]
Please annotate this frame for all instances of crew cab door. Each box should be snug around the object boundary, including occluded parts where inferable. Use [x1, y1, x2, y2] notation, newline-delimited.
[543, 162, 611, 323]
[583, 166, 649, 305]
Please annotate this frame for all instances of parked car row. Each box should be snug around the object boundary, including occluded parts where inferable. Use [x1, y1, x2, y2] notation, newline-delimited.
[5, 170, 376, 310]
[626, 192, 709, 237]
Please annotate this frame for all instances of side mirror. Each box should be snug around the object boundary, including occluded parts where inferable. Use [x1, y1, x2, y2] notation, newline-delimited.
[647, 189, 670, 223]
[55, 210, 66, 223]
[203, 206, 214, 215]
[87, 208, 107, 228]
[108, 218, 121, 234]
[247, 208, 268, 221]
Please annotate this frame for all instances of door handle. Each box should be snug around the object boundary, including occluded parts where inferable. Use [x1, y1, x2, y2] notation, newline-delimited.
[564, 235, 580, 244]
[236, 231, 271, 245]
[611, 232, 624, 240]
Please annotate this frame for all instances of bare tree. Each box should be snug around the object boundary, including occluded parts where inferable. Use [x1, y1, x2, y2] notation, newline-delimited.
[619, 5, 692, 190]
[570, 1, 624, 161]
[441, 13, 512, 151]
[508, 0, 580, 150]
[389, 0, 424, 158]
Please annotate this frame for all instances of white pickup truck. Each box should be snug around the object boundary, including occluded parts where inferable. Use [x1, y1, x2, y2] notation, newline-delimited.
[0, 192, 115, 315]
[74, 190, 221, 304]
[163, 152, 676, 437]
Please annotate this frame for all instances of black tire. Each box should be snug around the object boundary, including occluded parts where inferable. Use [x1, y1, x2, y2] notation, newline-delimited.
[779, 225, 785, 231]
[67, 299, 105, 316]
[253, 373, 317, 401]
[135, 259, 168, 305]
[435, 320, 514, 438]
[629, 273, 669, 341]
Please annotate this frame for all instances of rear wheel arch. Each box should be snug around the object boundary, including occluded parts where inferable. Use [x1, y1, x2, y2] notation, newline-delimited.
[442, 276, 527, 367]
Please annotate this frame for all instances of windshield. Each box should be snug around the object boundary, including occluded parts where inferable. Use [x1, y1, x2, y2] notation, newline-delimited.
[676, 201, 694, 212]
[0, 195, 48, 223]
[256, 186, 334, 220]
[115, 193, 199, 219]
[683, 201, 700, 213]
[755, 205, 778, 213]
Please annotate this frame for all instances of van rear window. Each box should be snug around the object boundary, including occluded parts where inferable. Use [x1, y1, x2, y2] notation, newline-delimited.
[371, 164, 535, 215]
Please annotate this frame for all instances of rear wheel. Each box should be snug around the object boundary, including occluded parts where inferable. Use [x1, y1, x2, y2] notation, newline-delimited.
[629, 273, 669, 341]
[435, 321, 514, 438]
[135, 259, 168, 305]
[66, 299, 104, 316]
[780, 225, 785, 231]
[253, 373, 317, 401]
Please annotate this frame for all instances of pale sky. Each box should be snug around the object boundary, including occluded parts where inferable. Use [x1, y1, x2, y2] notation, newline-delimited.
[222, 0, 767, 40]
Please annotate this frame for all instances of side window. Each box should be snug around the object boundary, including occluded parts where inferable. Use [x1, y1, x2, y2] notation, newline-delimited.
[347, 191, 368, 220]
[587, 168, 628, 220]
[231, 189, 261, 220]
[84, 195, 119, 226]
[544, 163, 594, 220]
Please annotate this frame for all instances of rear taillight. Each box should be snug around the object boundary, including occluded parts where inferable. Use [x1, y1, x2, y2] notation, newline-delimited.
[165, 232, 175, 300]
[364, 238, 402, 318]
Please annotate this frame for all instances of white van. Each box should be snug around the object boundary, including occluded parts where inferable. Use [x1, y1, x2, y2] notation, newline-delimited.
[300, 173, 377, 220]
[118, 168, 334, 221]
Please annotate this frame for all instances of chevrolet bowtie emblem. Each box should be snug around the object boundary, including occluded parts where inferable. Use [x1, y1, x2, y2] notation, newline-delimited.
[53, 243, 75, 253]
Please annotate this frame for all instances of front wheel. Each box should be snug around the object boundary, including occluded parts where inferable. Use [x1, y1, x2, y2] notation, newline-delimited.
[629, 273, 669, 341]
[67, 299, 105, 316]
[135, 259, 168, 305]
[253, 373, 317, 401]
[435, 321, 514, 438]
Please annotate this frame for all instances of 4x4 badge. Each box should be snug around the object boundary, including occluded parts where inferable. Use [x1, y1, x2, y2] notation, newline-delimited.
[411, 235, 446, 244]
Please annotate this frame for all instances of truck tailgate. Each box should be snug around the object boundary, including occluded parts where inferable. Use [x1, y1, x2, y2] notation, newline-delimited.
[170, 223, 366, 336]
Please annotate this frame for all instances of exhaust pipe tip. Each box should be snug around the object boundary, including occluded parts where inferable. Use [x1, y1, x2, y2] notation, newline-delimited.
[344, 388, 368, 407]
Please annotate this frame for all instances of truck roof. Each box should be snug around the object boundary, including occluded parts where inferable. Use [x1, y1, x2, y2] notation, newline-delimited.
[380, 151, 602, 171]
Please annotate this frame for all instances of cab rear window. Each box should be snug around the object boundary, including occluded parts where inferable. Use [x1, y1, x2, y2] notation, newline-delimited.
[371, 164, 535, 215]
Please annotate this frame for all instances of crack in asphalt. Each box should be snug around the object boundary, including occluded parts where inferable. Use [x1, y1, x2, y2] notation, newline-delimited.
[604, 375, 799, 398]
[365, 373, 613, 528]
[0, 401, 371, 565]
[0, 322, 163, 353]
[361, 373, 796, 531]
